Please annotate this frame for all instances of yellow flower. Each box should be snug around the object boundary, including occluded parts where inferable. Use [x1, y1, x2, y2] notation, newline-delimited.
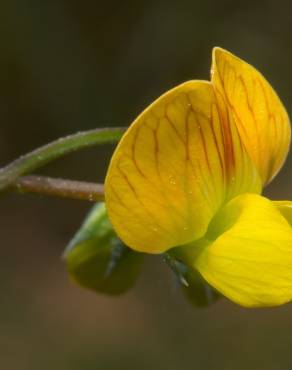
[104, 47, 292, 307]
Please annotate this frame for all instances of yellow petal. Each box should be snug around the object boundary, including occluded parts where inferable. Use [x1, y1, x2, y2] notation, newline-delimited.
[212, 47, 291, 185]
[195, 193, 292, 307]
[274, 200, 292, 225]
[105, 81, 261, 253]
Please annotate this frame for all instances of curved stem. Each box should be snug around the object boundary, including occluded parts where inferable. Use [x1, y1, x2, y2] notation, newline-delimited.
[0, 127, 125, 191]
[11, 175, 104, 202]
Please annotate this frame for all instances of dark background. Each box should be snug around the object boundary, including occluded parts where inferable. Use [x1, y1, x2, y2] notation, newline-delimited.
[1, 1, 292, 369]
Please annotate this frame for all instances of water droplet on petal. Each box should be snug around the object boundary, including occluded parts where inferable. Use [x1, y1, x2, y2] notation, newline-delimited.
[169, 176, 176, 185]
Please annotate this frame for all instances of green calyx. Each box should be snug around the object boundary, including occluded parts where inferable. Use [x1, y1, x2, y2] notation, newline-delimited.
[64, 203, 144, 295]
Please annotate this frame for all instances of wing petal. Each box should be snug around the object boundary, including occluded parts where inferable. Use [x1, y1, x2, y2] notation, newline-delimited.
[195, 194, 292, 307]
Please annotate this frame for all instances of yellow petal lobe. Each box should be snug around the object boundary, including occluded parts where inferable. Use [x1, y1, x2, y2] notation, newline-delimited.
[105, 81, 261, 253]
[195, 193, 292, 307]
[274, 200, 292, 226]
[212, 47, 291, 185]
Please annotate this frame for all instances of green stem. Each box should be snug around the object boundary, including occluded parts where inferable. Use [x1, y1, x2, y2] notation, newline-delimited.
[0, 127, 125, 191]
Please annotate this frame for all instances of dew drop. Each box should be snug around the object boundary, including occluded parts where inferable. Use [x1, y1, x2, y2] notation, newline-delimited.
[169, 176, 176, 185]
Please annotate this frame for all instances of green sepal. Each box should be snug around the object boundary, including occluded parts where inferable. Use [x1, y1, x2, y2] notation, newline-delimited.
[64, 203, 144, 295]
[164, 253, 220, 307]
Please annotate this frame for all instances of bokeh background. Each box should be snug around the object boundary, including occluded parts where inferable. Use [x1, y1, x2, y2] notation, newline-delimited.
[1, 1, 292, 369]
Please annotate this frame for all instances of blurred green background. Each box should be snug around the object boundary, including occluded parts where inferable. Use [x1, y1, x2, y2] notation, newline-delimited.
[1, 1, 292, 369]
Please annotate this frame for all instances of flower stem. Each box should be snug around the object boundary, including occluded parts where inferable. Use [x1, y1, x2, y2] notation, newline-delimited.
[11, 175, 104, 202]
[0, 127, 125, 192]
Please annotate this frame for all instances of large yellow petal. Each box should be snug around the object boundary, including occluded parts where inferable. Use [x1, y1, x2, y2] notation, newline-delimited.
[212, 47, 291, 185]
[105, 81, 261, 253]
[194, 193, 292, 307]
